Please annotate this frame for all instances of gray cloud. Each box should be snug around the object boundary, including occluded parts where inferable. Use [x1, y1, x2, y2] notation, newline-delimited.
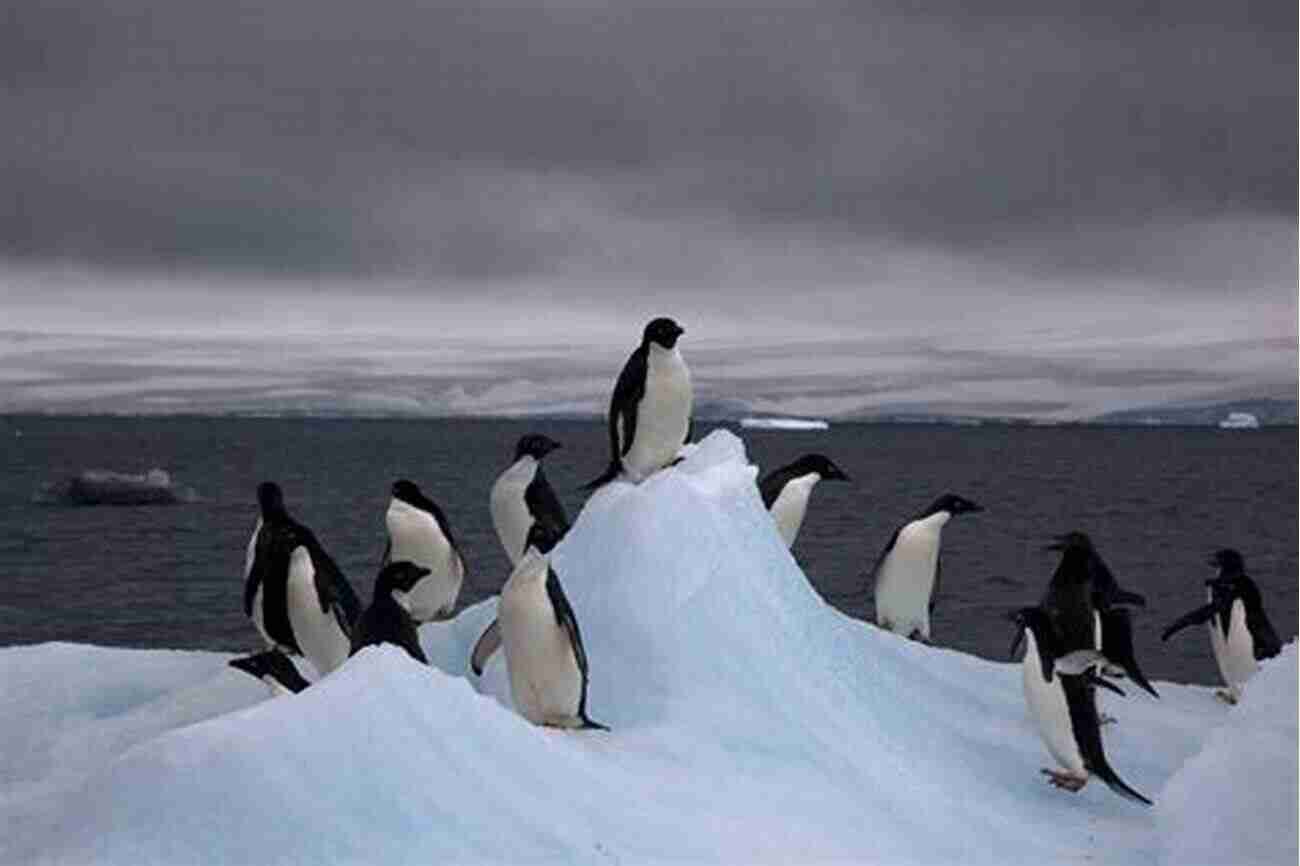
[3, 1, 1294, 279]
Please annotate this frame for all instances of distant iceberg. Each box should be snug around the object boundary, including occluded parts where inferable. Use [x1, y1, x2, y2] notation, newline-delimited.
[1, 431, 1293, 864]
[1218, 412, 1260, 429]
[739, 416, 830, 431]
[35, 468, 197, 505]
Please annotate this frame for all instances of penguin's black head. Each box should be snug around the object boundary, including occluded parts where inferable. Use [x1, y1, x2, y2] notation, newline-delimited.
[256, 482, 285, 516]
[924, 493, 983, 518]
[1208, 548, 1245, 576]
[1006, 605, 1057, 656]
[789, 453, 850, 482]
[1045, 530, 1093, 552]
[391, 479, 427, 506]
[375, 561, 432, 595]
[643, 317, 685, 350]
[525, 520, 562, 555]
[515, 434, 562, 461]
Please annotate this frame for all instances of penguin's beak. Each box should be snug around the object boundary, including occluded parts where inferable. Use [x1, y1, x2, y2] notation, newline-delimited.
[964, 500, 985, 514]
[827, 465, 850, 482]
[1044, 533, 1072, 551]
[546, 440, 563, 455]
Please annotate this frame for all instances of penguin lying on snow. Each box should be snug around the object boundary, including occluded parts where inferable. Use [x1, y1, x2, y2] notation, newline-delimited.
[1162, 548, 1281, 704]
[585, 317, 692, 490]
[490, 434, 569, 566]
[491, 522, 606, 730]
[1011, 607, 1152, 806]
[758, 454, 849, 548]
[382, 479, 466, 623]
[228, 648, 310, 696]
[244, 482, 361, 677]
[871, 493, 983, 643]
[350, 562, 433, 664]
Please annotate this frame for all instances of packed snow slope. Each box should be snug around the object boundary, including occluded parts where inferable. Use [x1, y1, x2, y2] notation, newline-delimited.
[2, 431, 1295, 865]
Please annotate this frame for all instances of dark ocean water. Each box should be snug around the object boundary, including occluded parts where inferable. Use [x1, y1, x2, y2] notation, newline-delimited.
[0, 415, 1295, 686]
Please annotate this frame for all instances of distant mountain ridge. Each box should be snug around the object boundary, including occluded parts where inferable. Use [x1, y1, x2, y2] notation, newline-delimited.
[1090, 398, 1297, 427]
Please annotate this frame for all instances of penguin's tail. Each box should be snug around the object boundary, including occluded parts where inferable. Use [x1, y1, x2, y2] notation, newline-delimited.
[580, 459, 622, 492]
[580, 716, 610, 732]
[1092, 760, 1153, 806]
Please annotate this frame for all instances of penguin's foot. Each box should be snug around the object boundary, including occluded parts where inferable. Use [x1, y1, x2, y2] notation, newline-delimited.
[1041, 768, 1088, 792]
[906, 628, 931, 645]
[1099, 713, 1118, 726]
[1214, 689, 1239, 706]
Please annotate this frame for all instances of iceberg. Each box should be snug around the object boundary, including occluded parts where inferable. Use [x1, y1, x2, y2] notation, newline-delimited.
[1, 431, 1294, 864]
[34, 468, 197, 505]
[1218, 412, 1261, 430]
[739, 416, 830, 431]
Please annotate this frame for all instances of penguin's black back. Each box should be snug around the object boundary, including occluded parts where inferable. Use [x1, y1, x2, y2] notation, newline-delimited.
[350, 594, 428, 665]
[1043, 548, 1096, 653]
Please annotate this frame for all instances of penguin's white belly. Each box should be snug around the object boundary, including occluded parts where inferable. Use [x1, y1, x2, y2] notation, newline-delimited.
[285, 547, 350, 676]
[386, 500, 463, 621]
[1217, 600, 1257, 691]
[622, 348, 692, 482]
[874, 522, 943, 639]
[489, 459, 536, 566]
[499, 573, 583, 727]
[770, 474, 818, 548]
[1022, 632, 1085, 775]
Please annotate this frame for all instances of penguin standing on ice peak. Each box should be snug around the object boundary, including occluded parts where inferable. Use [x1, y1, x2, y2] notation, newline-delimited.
[228, 648, 311, 696]
[1011, 606, 1152, 805]
[350, 562, 432, 664]
[244, 482, 361, 677]
[490, 434, 569, 566]
[1162, 548, 1281, 704]
[493, 522, 606, 730]
[584, 317, 692, 490]
[870, 493, 983, 642]
[758, 454, 850, 549]
[382, 479, 466, 623]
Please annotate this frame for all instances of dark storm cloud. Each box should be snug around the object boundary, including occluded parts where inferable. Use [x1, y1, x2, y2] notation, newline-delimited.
[2, 0, 1294, 277]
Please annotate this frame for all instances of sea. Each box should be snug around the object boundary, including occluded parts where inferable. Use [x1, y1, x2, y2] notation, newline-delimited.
[1, 415, 1295, 687]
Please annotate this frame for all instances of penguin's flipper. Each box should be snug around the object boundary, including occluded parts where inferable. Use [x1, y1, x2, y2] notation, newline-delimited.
[1098, 608, 1160, 699]
[929, 555, 942, 615]
[1160, 603, 1218, 641]
[470, 618, 502, 676]
[1087, 671, 1127, 698]
[867, 527, 903, 587]
[1062, 675, 1152, 806]
[401, 619, 429, 665]
[229, 649, 310, 694]
[546, 568, 602, 725]
[1008, 626, 1026, 661]
[300, 529, 361, 629]
[380, 538, 391, 569]
[611, 347, 647, 459]
[1238, 575, 1284, 660]
[1109, 588, 1147, 607]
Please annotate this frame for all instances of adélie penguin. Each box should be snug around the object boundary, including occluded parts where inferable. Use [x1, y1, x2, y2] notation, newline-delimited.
[490, 434, 569, 566]
[758, 454, 850, 548]
[244, 482, 362, 677]
[1011, 607, 1153, 806]
[383, 479, 466, 622]
[1057, 532, 1158, 699]
[584, 317, 692, 490]
[1162, 548, 1282, 704]
[494, 521, 606, 730]
[228, 648, 310, 696]
[350, 561, 432, 663]
[871, 493, 983, 642]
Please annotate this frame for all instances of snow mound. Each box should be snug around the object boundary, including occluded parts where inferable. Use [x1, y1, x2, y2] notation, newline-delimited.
[1159, 645, 1298, 866]
[1, 430, 1276, 864]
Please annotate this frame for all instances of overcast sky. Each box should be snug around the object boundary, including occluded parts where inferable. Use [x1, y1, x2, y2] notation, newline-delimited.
[2, 1, 1295, 417]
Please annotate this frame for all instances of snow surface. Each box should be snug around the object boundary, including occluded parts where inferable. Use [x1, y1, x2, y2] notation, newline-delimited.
[2, 430, 1295, 865]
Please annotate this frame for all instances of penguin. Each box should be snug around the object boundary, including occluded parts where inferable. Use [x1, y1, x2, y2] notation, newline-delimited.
[243, 482, 361, 677]
[350, 562, 432, 664]
[1058, 532, 1158, 699]
[490, 434, 569, 566]
[1011, 606, 1153, 806]
[870, 493, 983, 642]
[1036, 532, 1100, 654]
[1162, 548, 1282, 704]
[496, 521, 606, 730]
[757, 454, 850, 548]
[228, 649, 310, 696]
[382, 479, 466, 623]
[584, 317, 692, 489]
